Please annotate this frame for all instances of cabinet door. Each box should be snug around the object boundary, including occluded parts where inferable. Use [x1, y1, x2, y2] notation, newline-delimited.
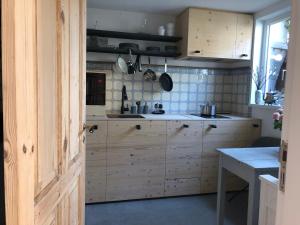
[107, 121, 167, 147]
[106, 146, 165, 201]
[188, 8, 236, 59]
[235, 14, 253, 60]
[85, 121, 107, 203]
[165, 121, 203, 196]
[201, 120, 261, 193]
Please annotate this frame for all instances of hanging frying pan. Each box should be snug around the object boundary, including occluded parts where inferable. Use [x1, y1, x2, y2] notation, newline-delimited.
[159, 58, 173, 92]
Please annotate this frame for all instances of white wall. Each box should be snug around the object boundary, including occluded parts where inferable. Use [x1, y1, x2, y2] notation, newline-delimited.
[251, 105, 281, 138]
[87, 8, 175, 34]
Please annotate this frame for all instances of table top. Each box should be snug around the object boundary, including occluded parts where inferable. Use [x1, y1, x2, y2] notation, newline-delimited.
[217, 147, 280, 170]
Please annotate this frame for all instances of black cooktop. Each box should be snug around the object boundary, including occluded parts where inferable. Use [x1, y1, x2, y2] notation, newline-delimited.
[190, 114, 231, 119]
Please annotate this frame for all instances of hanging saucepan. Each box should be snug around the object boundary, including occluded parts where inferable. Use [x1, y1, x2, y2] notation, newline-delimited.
[143, 57, 157, 81]
[159, 58, 173, 92]
[127, 49, 136, 74]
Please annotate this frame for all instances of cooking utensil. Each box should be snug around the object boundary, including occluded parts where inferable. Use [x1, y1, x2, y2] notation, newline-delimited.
[135, 54, 142, 72]
[127, 49, 136, 74]
[200, 103, 216, 116]
[119, 43, 139, 51]
[143, 57, 157, 81]
[159, 58, 173, 92]
[152, 103, 165, 114]
[113, 55, 128, 73]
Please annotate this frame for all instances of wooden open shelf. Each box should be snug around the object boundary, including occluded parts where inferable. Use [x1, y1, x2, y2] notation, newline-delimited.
[87, 29, 182, 43]
[87, 47, 181, 58]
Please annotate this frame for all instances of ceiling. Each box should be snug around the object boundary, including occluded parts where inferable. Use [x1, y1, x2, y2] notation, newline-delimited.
[87, 0, 283, 15]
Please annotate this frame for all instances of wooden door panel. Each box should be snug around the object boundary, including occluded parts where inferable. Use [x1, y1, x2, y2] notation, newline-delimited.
[3, 0, 86, 224]
[36, 0, 59, 194]
[69, 0, 81, 162]
[43, 210, 58, 225]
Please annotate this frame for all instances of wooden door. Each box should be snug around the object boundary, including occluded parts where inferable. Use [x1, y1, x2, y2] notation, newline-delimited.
[2, 0, 86, 224]
[276, 1, 300, 224]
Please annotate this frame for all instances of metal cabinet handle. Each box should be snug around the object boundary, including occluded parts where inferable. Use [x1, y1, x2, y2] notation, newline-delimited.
[136, 125, 141, 130]
[182, 124, 189, 128]
[241, 54, 248, 57]
[253, 124, 260, 128]
[83, 124, 98, 133]
[209, 124, 217, 129]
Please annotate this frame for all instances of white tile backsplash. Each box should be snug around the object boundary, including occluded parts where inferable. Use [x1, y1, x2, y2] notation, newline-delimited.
[87, 62, 251, 116]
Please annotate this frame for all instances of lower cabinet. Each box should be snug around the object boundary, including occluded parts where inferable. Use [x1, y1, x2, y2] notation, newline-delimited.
[165, 120, 203, 196]
[86, 118, 261, 203]
[201, 120, 261, 193]
[165, 178, 201, 196]
[106, 146, 166, 201]
[85, 121, 107, 203]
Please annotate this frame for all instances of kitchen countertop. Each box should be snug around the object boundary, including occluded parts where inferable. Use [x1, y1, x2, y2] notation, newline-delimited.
[86, 114, 258, 121]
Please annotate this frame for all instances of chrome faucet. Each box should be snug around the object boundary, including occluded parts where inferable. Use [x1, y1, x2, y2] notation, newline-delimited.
[121, 85, 129, 114]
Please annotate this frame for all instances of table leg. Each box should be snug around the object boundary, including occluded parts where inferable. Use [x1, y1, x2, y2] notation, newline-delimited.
[247, 174, 260, 225]
[217, 156, 227, 225]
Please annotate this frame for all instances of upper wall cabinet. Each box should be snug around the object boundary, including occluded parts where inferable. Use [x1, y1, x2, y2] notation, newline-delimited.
[176, 8, 253, 61]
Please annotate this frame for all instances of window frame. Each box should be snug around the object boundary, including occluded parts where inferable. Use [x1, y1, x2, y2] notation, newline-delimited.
[251, 10, 291, 106]
[260, 13, 291, 94]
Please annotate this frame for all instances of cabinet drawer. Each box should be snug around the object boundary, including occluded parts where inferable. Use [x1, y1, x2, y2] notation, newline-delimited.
[86, 121, 107, 145]
[107, 121, 166, 147]
[106, 177, 165, 201]
[203, 120, 261, 142]
[167, 121, 203, 145]
[165, 178, 201, 196]
[107, 146, 165, 179]
[166, 145, 202, 179]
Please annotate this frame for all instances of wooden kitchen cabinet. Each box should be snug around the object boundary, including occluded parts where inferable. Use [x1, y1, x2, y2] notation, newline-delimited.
[235, 14, 254, 60]
[106, 120, 167, 201]
[86, 121, 107, 203]
[85, 118, 261, 202]
[165, 120, 203, 196]
[176, 8, 253, 60]
[201, 120, 261, 193]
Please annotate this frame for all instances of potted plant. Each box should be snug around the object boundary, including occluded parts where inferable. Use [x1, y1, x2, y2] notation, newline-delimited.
[252, 67, 267, 105]
[273, 108, 283, 130]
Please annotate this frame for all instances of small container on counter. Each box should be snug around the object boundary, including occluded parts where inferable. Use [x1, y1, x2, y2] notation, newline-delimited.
[130, 105, 137, 114]
[143, 102, 149, 114]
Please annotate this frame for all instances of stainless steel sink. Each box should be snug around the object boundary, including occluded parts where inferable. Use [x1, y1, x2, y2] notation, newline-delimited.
[106, 114, 145, 119]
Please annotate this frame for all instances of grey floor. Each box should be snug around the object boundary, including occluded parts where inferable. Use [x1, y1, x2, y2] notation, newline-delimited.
[86, 193, 248, 225]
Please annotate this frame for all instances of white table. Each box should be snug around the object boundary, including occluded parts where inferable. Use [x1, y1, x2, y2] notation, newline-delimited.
[216, 147, 280, 225]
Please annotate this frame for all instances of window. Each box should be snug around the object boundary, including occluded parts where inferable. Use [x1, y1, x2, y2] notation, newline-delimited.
[264, 18, 290, 95]
[252, 10, 291, 106]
